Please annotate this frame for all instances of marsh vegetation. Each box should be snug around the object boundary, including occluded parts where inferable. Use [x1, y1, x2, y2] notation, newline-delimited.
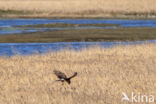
[0, 0, 156, 103]
[19, 23, 120, 28]
[0, 0, 156, 18]
[0, 27, 156, 43]
[0, 44, 155, 104]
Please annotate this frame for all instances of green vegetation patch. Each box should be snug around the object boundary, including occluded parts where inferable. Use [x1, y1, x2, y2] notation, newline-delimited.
[0, 9, 36, 15]
[17, 23, 120, 28]
[0, 27, 156, 43]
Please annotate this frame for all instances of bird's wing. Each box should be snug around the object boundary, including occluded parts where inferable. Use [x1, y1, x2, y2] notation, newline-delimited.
[68, 72, 78, 79]
[53, 70, 67, 79]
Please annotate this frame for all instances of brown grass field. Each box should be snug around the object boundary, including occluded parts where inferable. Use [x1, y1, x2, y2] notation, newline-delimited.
[0, 43, 156, 104]
[0, 0, 156, 18]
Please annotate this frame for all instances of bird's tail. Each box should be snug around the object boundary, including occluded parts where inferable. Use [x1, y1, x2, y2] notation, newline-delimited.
[68, 72, 78, 79]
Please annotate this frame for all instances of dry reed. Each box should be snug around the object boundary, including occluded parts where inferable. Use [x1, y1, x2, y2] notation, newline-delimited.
[0, 0, 156, 18]
[0, 43, 156, 104]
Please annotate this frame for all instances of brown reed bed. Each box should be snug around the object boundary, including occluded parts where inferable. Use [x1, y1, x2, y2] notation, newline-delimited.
[0, 43, 155, 104]
[0, 0, 156, 18]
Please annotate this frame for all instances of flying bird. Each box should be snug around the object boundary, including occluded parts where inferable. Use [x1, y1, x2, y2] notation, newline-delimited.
[53, 70, 77, 84]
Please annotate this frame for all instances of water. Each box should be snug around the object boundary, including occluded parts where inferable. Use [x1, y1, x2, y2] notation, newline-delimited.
[0, 40, 156, 56]
[1, 19, 156, 35]
[0, 19, 156, 56]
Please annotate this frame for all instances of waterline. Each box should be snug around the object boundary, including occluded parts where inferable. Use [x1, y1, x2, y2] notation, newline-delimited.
[0, 40, 155, 56]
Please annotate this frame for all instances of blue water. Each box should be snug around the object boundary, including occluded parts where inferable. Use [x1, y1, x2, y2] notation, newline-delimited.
[1, 19, 156, 34]
[1, 19, 156, 27]
[0, 40, 156, 56]
[0, 19, 156, 56]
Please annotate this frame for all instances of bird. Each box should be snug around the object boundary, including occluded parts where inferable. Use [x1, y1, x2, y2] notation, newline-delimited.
[53, 70, 77, 84]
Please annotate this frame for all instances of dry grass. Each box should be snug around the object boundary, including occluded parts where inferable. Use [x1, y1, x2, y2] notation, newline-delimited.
[0, 43, 156, 104]
[0, 0, 156, 18]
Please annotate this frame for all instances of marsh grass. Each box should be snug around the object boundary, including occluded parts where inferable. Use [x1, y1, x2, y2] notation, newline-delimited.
[19, 23, 120, 28]
[0, 43, 156, 104]
[0, 0, 156, 18]
[0, 9, 33, 14]
[0, 27, 156, 42]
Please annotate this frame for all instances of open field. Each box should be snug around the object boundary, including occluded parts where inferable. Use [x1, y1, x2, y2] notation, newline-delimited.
[0, 27, 156, 42]
[0, 43, 156, 104]
[0, 0, 156, 18]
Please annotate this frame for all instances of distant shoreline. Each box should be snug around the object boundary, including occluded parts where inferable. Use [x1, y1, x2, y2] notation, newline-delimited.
[1, 11, 156, 20]
[1, 0, 156, 19]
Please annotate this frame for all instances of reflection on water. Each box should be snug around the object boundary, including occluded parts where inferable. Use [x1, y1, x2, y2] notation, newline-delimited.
[0, 40, 155, 56]
[1, 19, 156, 35]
